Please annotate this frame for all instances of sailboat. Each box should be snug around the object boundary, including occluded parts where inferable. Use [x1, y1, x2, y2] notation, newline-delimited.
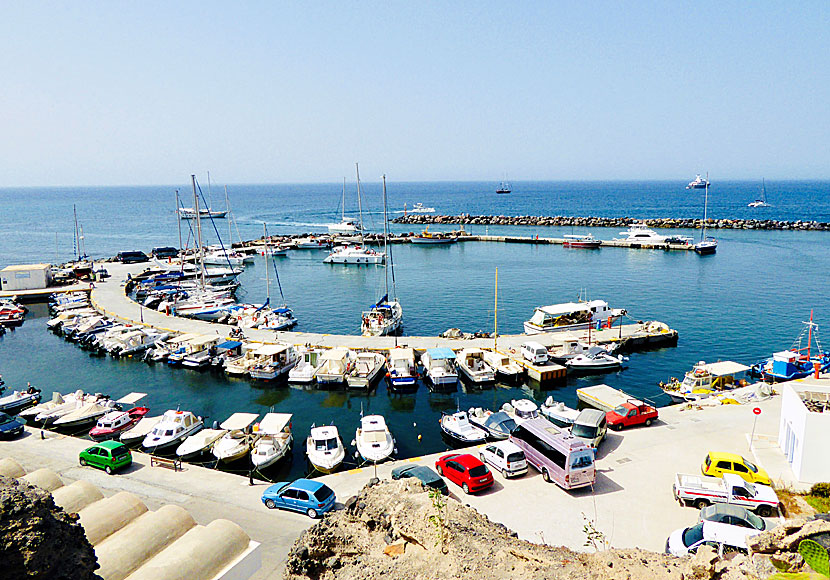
[69, 205, 93, 277]
[178, 172, 228, 218]
[361, 174, 402, 336]
[748, 179, 771, 208]
[250, 224, 297, 330]
[328, 177, 363, 235]
[694, 173, 718, 255]
[496, 174, 511, 194]
[324, 164, 385, 265]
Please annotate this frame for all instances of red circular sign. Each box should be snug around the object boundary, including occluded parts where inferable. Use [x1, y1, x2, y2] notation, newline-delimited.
[753, 407, 762, 415]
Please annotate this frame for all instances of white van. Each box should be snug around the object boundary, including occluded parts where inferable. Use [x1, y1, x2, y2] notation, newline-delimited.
[479, 440, 528, 478]
[521, 342, 548, 364]
[570, 409, 607, 448]
[510, 417, 595, 490]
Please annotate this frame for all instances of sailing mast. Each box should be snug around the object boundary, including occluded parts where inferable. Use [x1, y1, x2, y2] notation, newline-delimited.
[73, 204, 79, 261]
[226, 186, 232, 246]
[263, 223, 271, 306]
[494, 268, 499, 352]
[701, 172, 709, 243]
[355, 163, 364, 245]
[175, 190, 183, 254]
[191, 174, 206, 289]
[341, 177, 347, 223]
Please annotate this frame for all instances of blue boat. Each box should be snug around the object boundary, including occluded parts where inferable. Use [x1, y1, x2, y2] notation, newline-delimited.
[750, 314, 830, 382]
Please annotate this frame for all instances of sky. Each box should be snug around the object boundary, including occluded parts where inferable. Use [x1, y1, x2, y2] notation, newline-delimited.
[2, 2, 828, 185]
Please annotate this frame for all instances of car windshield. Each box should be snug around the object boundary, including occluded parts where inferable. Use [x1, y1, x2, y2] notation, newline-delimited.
[314, 485, 334, 502]
[682, 523, 704, 548]
[316, 438, 338, 451]
[468, 465, 488, 477]
[743, 458, 758, 473]
[571, 423, 597, 439]
[612, 405, 628, 415]
[0, 414, 12, 426]
[570, 451, 594, 470]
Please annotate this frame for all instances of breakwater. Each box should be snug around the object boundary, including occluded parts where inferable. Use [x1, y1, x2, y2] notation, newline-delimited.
[392, 214, 830, 231]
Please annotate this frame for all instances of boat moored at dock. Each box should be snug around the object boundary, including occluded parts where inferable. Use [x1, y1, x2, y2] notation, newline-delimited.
[660, 360, 751, 404]
[523, 299, 625, 335]
[306, 425, 345, 474]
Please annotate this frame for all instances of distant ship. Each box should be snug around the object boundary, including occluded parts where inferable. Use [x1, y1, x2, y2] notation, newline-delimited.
[496, 181, 511, 194]
[686, 174, 709, 189]
[748, 179, 771, 208]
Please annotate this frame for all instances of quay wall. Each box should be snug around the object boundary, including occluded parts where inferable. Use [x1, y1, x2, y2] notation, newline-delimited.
[391, 214, 830, 231]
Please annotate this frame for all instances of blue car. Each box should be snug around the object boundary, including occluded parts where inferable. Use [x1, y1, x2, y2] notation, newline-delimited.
[0, 412, 26, 438]
[261, 478, 336, 518]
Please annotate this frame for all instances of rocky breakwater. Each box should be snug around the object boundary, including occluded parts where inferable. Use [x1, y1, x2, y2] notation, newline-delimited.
[393, 214, 830, 231]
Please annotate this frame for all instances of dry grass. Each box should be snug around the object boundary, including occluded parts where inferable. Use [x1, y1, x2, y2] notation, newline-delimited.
[804, 495, 830, 514]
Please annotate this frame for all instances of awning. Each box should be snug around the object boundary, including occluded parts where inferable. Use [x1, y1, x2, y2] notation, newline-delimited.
[255, 343, 290, 356]
[220, 412, 260, 431]
[259, 412, 292, 434]
[215, 340, 242, 350]
[703, 361, 751, 376]
[428, 347, 456, 360]
[116, 392, 147, 405]
[371, 294, 389, 309]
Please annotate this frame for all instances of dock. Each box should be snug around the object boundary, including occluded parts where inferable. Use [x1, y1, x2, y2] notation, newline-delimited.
[576, 384, 639, 412]
[468, 234, 697, 251]
[509, 356, 567, 383]
[0, 282, 91, 303]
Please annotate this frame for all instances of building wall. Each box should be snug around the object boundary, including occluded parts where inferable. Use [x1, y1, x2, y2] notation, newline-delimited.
[0, 265, 51, 291]
[779, 383, 830, 483]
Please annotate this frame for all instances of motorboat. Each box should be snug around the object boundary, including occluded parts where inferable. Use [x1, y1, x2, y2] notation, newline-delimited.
[119, 415, 163, 446]
[0, 386, 42, 414]
[181, 336, 221, 369]
[19, 390, 80, 420]
[615, 222, 668, 243]
[686, 174, 709, 189]
[113, 329, 170, 357]
[387, 348, 417, 392]
[52, 398, 120, 429]
[306, 425, 345, 474]
[288, 347, 321, 383]
[539, 398, 581, 428]
[212, 413, 260, 463]
[420, 348, 458, 389]
[439, 411, 488, 446]
[203, 249, 246, 266]
[523, 299, 625, 334]
[175, 428, 227, 461]
[249, 344, 299, 381]
[295, 236, 333, 250]
[166, 334, 212, 366]
[345, 352, 386, 389]
[142, 409, 204, 453]
[481, 350, 523, 382]
[455, 348, 496, 384]
[88, 406, 150, 441]
[224, 342, 265, 377]
[209, 340, 243, 369]
[404, 202, 436, 213]
[323, 245, 384, 265]
[500, 399, 540, 424]
[660, 360, 751, 404]
[353, 415, 395, 463]
[313, 348, 354, 386]
[565, 346, 628, 372]
[328, 219, 363, 235]
[410, 226, 457, 245]
[563, 234, 602, 249]
[467, 409, 517, 440]
[34, 392, 109, 425]
[547, 339, 594, 362]
[251, 413, 293, 469]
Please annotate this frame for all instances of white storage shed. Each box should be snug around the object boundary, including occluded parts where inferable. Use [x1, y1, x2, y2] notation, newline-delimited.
[0, 264, 52, 291]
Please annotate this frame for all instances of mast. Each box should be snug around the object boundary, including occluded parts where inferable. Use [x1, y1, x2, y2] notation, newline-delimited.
[263, 223, 270, 304]
[342, 177, 346, 222]
[701, 172, 709, 242]
[355, 163, 365, 245]
[73, 204, 79, 261]
[808, 309, 813, 360]
[382, 175, 389, 300]
[494, 268, 499, 352]
[192, 175, 206, 289]
[175, 189, 183, 254]
[225, 186, 232, 246]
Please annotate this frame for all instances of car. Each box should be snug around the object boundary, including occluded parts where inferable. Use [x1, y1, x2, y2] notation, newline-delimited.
[434, 453, 494, 494]
[605, 401, 658, 430]
[151, 246, 179, 259]
[521, 342, 548, 364]
[116, 251, 149, 264]
[261, 478, 336, 518]
[0, 412, 26, 438]
[665, 520, 760, 557]
[701, 451, 771, 485]
[479, 440, 528, 478]
[391, 464, 449, 495]
[79, 441, 132, 474]
[699, 504, 770, 531]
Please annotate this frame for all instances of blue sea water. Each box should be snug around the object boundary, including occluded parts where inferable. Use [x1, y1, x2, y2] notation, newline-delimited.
[0, 180, 828, 481]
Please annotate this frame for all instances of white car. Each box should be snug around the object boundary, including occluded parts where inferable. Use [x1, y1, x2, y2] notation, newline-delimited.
[665, 520, 760, 557]
[521, 341, 548, 364]
[479, 440, 528, 478]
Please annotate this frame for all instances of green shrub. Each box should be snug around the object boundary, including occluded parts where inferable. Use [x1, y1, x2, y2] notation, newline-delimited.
[810, 483, 830, 499]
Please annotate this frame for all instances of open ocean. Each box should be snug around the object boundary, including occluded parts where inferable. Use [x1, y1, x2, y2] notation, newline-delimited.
[1, 179, 829, 481]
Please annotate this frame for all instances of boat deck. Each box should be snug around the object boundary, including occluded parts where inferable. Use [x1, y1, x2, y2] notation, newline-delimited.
[576, 384, 638, 412]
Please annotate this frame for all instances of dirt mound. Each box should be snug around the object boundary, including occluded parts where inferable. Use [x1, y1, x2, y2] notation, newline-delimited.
[0, 475, 101, 580]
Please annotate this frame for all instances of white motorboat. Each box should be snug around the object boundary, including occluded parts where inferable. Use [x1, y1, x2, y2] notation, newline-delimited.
[35, 392, 108, 425]
[563, 233, 602, 249]
[224, 343, 264, 377]
[248, 343, 299, 381]
[482, 350, 523, 382]
[53, 392, 145, 429]
[212, 413, 260, 463]
[345, 352, 386, 389]
[0, 386, 42, 414]
[539, 397, 581, 428]
[203, 249, 246, 266]
[616, 222, 668, 243]
[306, 425, 345, 474]
[251, 413, 293, 470]
[288, 347, 321, 383]
[387, 347, 417, 391]
[565, 346, 628, 372]
[547, 339, 614, 362]
[323, 245, 384, 265]
[353, 415, 395, 463]
[175, 428, 227, 461]
[295, 236, 332, 250]
[455, 348, 496, 384]
[420, 348, 458, 388]
[500, 399, 540, 424]
[313, 348, 354, 386]
[439, 411, 488, 445]
[467, 408, 517, 440]
[328, 219, 362, 235]
[113, 329, 170, 357]
[181, 336, 221, 369]
[686, 173, 709, 189]
[660, 360, 750, 404]
[20, 390, 80, 420]
[142, 409, 204, 453]
[120, 415, 163, 446]
[523, 299, 625, 335]
[406, 202, 435, 213]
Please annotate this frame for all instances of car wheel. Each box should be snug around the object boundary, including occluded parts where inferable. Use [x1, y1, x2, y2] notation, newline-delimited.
[645, 418, 653, 426]
[542, 468, 551, 483]
[462, 482, 470, 494]
[105, 465, 113, 475]
[265, 499, 276, 509]
[502, 468, 509, 479]
[757, 505, 772, 518]
[695, 499, 710, 509]
[79, 457, 87, 466]
[307, 508, 318, 519]
[436, 465, 443, 475]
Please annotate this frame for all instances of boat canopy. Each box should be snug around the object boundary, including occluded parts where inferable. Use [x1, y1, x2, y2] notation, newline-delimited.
[215, 340, 242, 350]
[389, 348, 415, 360]
[255, 343, 290, 357]
[428, 347, 456, 360]
[537, 301, 606, 316]
[361, 414, 388, 432]
[321, 348, 350, 361]
[168, 333, 202, 345]
[188, 335, 219, 348]
[699, 361, 750, 376]
[220, 412, 259, 431]
[274, 307, 292, 314]
[310, 425, 339, 439]
[116, 392, 147, 405]
[258, 412, 292, 435]
[371, 294, 390, 309]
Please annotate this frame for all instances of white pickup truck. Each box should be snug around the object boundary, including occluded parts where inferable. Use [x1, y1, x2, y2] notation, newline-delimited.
[673, 473, 779, 517]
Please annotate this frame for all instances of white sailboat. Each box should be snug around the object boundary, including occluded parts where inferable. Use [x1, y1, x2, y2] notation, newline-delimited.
[748, 178, 771, 208]
[362, 174, 402, 336]
[328, 177, 363, 235]
[324, 164, 385, 265]
[694, 173, 718, 255]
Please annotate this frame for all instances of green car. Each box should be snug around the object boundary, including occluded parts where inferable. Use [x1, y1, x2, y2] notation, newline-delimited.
[79, 441, 132, 474]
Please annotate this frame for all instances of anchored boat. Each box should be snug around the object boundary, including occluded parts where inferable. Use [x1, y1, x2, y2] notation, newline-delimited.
[306, 425, 345, 474]
[523, 299, 625, 335]
[660, 360, 750, 404]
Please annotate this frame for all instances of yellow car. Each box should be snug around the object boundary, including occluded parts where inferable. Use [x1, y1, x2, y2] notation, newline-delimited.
[701, 452, 771, 485]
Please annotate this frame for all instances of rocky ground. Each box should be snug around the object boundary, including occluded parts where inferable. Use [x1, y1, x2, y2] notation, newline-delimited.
[285, 480, 830, 580]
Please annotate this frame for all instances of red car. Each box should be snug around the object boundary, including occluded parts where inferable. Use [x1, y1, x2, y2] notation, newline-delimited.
[434, 453, 494, 494]
[606, 401, 658, 430]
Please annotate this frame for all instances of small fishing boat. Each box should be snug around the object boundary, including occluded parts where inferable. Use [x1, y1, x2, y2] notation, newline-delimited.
[482, 350, 523, 382]
[539, 398, 581, 428]
[119, 415, 163, 446]
[248, 344, 299, 381]
[686, 174, 709, 189]
[750, 313, 830, 383]
[175, 428, 227, 461]
[386, 348, 418, 392]
[251, 413, 293, 470]
[420, 348, 458, 389]
[306, 425, 345, 474]
[565, 346, 628, 373]
[467, 408, 517, 440]
[523, 299, 625, 335]
[142, 409, 204, 453]
[660, 360, 751, 404]
[224, 342, 264, 377]
[500, 399, 540, 424]
[0, 386, 42, 414]
[439, 411, 488, 446]
[455, 348, 496, 384]
[181, 336, 221, 369]
[563, 234, 602, 249]
[410, 226, 458, 245]
[313, 348, 354, 386]
[353, 414, 395, 463]
[212, 413, 260, 463]
[88, 406, 150, 441]
[345, 352, 386, 389]
[288, 347, 321, 383]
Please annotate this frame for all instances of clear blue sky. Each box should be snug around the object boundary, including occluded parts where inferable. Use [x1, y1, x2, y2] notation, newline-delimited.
[3, 2, 828, 185]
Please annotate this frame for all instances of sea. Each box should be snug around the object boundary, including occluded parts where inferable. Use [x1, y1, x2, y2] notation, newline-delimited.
[1, 179, 829, 482]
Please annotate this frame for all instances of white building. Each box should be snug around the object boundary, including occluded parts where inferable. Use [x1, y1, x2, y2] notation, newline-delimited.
[0, 264, 52, 291]
[778, 376, 830, 483]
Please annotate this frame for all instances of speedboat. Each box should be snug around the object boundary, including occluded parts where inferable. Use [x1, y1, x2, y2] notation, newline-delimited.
[175, 428, 227, 461]
[686, 174, 709, 189]
[323, 245, 384, 265]
[19, 390, 80, 420]
[660, 360, 751, 404]
[181, 336, 221, 369]
[52, 398, 120, 429]
[353, 415, 395, 463]
[34, 392, 109, 425]
[455, 348, 495, 384]
[420, 348, 458, 389]
[523, 299, 625, 334]
[616, 222, 668, 243]
[248, 344, 299, 381]
[481, 350, 523, 382]
[467, 408, 517, 440]
[142, 410, 203, 453]
[345, 352, 386, 389]
[224, 342, 265, 377]
[439, 411, 488, 446]
[119, 415, 163, 446]
[306, 425, 345, 474]
[288, 347, 321, 383]
[88, 407, 150, 440]
[500, 399, 540, 424]
[328, 218, 363, 235]
[212, 413, 260, 463]
[547, 339, 594, 362]
[406, 202, 436, 213]
[410, 226, 457, 244]
[295, 237, 333, 250]
[539, 397, 581, 428]
[251, 413, 293, 470]
[565, 346, 628, 373]
[203, 249, 246, 266]
[313, 348, 354, 386]
[563, 234, 602, 249]
[0, 386, 42, 414]
[387, 348, 418, 392]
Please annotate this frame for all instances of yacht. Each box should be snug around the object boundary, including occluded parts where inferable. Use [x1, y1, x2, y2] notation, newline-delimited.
[616, 222, 668, 243]
[694, 173, 718, 255]
[178, 207, 228, 219]
[565, 346, 628, 372]
[345, 352, 386, 389]
[203, 249, 246, 266]
[353, 414, 395, 463]
[251, 412, 293, 469]
[481, 350, 524, 382]
[563, 234, 602, 249]
[407, 202, 436, 213]
[323, 244, 384, 265]
[686, 174, 709, 189]
[142, 409, 204, 453]
[455, 348, 496, 384]
[420, 348, 458, 388]
[212, 413, 260, 463]
[748, 179, 771, 208]
[523, 299, 625, 335]
[439, 411, 488, 446]
[248, 343, 299, 381]
[306, 425, 345, 474]
[387, 348, 418, 391]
